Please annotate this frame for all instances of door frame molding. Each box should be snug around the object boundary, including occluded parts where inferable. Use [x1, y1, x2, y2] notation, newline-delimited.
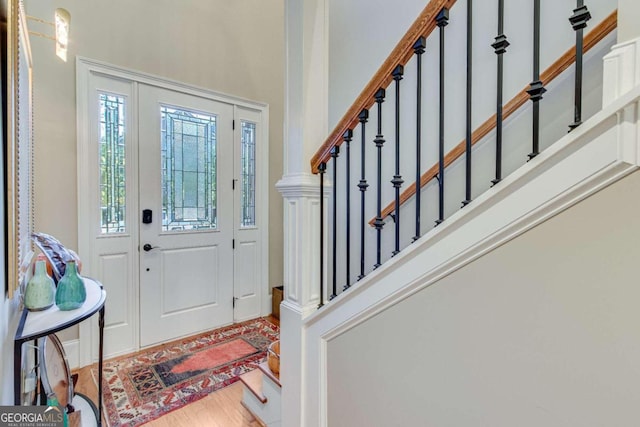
[76, 57, 270, 366]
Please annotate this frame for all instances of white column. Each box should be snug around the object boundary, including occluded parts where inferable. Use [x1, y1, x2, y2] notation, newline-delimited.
[277, 0, 329, 425]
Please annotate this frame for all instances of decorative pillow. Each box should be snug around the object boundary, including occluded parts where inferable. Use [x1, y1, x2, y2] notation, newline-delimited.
[31, 233, 76, 283]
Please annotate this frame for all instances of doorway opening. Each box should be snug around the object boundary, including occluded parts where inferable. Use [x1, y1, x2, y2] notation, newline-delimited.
[76, 58, 269, 363]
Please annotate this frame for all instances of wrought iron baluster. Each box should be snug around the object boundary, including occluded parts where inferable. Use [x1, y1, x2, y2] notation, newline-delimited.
[391, 65, 404, 256]
[343, 130, 353, 291]
[463, 0, 474, 204]
[330, 146, 340, 300]
[436, 8, 449, 226]
[373, 88, 386, 269]
[358, 109, 369, 281]
[413, 37, 426, 241]
[492, 0, 509, 185]
[528, 0, 546, 159]
[318, 162, 326, 308]
[569, 1, 591, 131]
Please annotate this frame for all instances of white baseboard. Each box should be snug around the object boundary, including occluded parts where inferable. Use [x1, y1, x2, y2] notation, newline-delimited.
[263, 294, 273, 318]
[62, 339, 80, 370]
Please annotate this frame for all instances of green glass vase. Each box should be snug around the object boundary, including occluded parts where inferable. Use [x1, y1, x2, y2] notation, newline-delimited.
[24, 260, 55, 311]
[55, 260, 86, 311]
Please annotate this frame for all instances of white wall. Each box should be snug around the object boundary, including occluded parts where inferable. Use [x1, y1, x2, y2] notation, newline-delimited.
[618, 0, 640, 42]
[23, 0, 284, 340]
[328, 0, 426, 129]
[327, 170, 640, 426]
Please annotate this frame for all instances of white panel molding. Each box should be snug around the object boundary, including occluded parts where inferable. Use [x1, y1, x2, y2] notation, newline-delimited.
[276, 172, 329, 427]
[276, 173, 325, 315]
[62, 339, 80, 370]
[299, 83, 640, 426]
[603, 36, 640, 107]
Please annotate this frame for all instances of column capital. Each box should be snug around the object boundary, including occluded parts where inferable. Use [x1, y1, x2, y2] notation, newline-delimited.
[276, 172, 320, 197]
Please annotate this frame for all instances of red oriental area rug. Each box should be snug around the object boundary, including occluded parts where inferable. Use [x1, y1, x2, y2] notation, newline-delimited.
[100, 318, 279, 427]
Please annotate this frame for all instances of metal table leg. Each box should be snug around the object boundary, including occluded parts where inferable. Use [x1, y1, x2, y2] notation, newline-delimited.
[98, 306, 105, 426]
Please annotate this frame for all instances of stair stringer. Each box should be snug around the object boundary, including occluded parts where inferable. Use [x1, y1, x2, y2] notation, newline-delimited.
[299, 83, 640, 426]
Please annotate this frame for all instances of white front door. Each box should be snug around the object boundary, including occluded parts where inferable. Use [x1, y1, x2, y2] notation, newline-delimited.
[77, 60, 269, 362]
[138, 85, 234, 347]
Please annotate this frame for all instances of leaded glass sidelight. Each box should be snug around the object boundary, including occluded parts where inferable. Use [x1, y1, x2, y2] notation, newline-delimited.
[241, 121, 256, 227]
[99, 93, 126, 234]
[161, 106, 217, 231]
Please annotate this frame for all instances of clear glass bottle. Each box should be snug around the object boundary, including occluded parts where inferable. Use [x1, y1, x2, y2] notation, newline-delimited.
[24, 260, 55, 311]
[55, 260, 86, 311]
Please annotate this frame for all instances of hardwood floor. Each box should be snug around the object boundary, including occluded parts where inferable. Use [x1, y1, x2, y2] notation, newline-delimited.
[74, 316, 279, 427]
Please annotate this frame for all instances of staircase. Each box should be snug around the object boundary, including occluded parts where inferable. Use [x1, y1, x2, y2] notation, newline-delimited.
[312, 0, 618, 304]
[278, 0, 640, 425]
[240, 363, 281, 426]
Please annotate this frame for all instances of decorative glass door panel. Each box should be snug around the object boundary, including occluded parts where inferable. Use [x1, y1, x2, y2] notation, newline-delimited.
[240, 121, 256, 228]
[161, 107, 218, 231]
[99, 93, 127, 234]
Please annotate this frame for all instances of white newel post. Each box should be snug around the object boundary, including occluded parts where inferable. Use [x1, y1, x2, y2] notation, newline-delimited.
[602, 2, 640, 170]
[277, 0, 328, 426]
[602, 2, 640, 107]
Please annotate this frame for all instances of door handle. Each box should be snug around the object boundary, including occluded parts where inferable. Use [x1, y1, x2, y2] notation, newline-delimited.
[143, 243, 160, 252]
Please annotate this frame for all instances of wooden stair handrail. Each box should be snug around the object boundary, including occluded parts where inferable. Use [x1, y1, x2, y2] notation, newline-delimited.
[369, 10, 617, 226]
[310, 0, 458, 173]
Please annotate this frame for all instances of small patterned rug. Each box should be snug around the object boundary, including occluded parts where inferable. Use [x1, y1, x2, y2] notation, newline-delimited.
[100, 318, 279, 427]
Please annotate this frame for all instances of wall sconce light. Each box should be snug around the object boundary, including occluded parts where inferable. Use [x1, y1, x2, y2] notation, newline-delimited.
[54, 8, 70, 61]
[27, 8, 71, 62]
